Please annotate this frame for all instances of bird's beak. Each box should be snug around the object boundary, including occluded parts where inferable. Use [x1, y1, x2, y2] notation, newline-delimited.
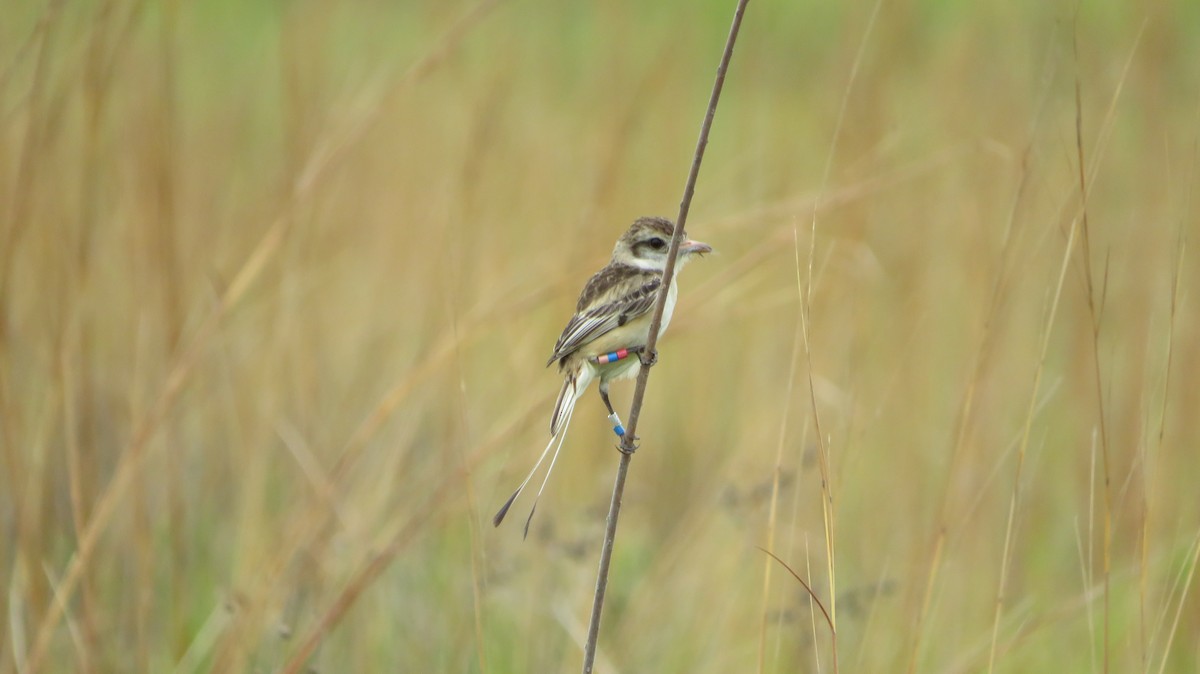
[681, 239, 713, 256]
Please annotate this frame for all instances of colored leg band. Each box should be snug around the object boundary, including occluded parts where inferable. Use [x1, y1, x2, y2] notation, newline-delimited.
[607, 413, 625, 437]
[591, 346, 641, 365]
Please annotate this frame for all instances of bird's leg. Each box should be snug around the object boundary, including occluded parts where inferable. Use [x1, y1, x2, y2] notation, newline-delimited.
[598, 381, 627, 440]
[598, 381, 616, 416]
[601, 382, 638, 454]
[599, 382, 626, 438]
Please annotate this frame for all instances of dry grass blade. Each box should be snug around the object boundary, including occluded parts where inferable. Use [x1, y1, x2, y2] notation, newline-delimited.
[0, 1, 61, 298]
[23, 215, 289, 674]
[18, 2, 505, 668]
[757, 547, 835, 646]
[1154, 532, 1200, 674]
[3, 2, 1195, 671]
[796, 4, 884, 664]
[756, 228, 804, 674]
[1070, 20, 1147, 673]
[276, 483, 457, 674]
[1071, 33, 1114, 674]
[276, 382, 537, 674]
[985, 217, 1079, 673]
[906, 30, 1058, 672]
[1142, 225, 1187, 667]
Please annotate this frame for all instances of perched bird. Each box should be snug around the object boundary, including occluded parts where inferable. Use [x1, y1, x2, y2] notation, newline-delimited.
[494, 215, 712, 537]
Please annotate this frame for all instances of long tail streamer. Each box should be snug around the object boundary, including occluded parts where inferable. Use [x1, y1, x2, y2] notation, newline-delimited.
[493, 368, 591, 537]
[521, 399, 576, 538]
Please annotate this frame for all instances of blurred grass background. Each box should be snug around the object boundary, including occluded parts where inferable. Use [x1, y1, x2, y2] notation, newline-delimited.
[2, 0, 1199, 672]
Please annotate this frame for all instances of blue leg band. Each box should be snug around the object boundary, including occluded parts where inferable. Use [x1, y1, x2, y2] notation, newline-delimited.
[607, 413, 625, 437]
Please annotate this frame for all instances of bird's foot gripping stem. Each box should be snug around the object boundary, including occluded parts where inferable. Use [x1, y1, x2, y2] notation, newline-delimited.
[638, 347, 658, 368]
[618, 436, 638, 455]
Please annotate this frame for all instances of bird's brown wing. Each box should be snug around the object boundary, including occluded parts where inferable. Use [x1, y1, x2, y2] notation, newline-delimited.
[546, 269, 661, 367]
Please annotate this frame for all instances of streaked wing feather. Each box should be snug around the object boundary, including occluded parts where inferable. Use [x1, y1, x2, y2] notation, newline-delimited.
[547, 277, 660, 365]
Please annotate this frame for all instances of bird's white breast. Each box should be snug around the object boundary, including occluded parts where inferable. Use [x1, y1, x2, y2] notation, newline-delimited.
[657, 281, 679, 337]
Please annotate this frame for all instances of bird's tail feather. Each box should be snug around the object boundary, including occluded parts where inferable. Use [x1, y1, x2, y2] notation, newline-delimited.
[493, 368, 592, 536]
[522, 397, 576, 538]
[491, 429, 556, 528]
[550, 368, 586, 436]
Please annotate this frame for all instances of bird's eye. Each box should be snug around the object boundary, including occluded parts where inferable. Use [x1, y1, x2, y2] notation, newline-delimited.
[649, 237, 667, 250]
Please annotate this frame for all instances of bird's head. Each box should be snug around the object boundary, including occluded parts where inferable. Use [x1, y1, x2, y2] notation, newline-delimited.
[611, 216, 713, 272]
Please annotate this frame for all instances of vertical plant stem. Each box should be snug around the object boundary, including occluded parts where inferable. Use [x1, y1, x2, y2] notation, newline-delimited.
[986, 217, 1079, 674]
[580, 1, 751, 671]
[2, 6, 64, 660]
[800, 2, 882, 654]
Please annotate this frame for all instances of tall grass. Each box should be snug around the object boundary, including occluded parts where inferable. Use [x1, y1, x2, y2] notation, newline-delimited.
[2, 1, 1198, 672]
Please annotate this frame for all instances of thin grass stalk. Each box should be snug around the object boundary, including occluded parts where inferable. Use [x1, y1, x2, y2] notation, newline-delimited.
[756, 269, 803, 674]
[985, 216, 1079, 674]
[1085, 430, 1099, 672]
[151, 0, 189, 659]
[20, 3, 506, 666]
[1154, 532, 1200, 674]
[59, 2, 126, 667]
[133, 2, 184, 647]
[984, 21, 1145, 673]
[209, 285, 549, 670]
[905, 33, 1059, 671]
[1142, 227, 1186, 669]
[1, 7, 65, 668]
[1069, 22, 1147, 672]
[1072, 47, 1113, 674]
[275, 384, 541, 674]
[758, 547, 835, 654]
[580, 1, 750, 671]
[448, 295, 490, 674]
[804, 543, 823, 672]
[22, 203, 293, 673]
[800, 1, 883, 651]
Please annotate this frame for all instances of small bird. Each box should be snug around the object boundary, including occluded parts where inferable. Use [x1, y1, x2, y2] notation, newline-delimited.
[494, 215, 712, 537]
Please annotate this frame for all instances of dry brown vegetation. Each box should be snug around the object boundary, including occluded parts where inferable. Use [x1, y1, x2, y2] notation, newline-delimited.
[2, 1, 1199, 672]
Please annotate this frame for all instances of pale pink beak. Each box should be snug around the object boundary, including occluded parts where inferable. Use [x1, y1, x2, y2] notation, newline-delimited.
[681, 239, 713, 256]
